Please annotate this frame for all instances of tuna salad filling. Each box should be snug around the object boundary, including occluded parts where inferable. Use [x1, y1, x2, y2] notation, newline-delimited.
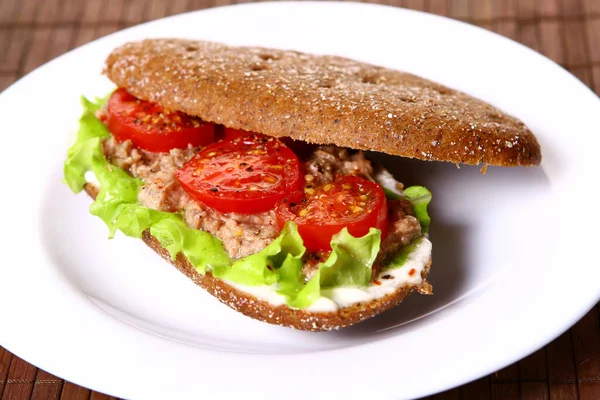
[103, 136, 423, 268]
[64, 92, 433, 310]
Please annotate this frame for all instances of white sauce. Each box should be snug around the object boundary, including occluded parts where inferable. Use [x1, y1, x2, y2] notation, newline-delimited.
[227, 238, 432, 312]
[84, 171, 99, 186]
[374, 168, 404, 197]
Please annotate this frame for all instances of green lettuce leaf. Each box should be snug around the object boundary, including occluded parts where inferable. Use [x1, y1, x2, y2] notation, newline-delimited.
[81, 92, 112, 114]
[150, 215, 230, 274]
[271, 224, 319, 308]
[318, 228, 381, 288]
[276, 227, 383, 307]
[112, 204, 157, 238]
[63, 96, 110, 192]
[403, 186, 432, 233]
[89, 158, 142, 237]
[212, 222, 304, 286]
[280, 270, 322, 310]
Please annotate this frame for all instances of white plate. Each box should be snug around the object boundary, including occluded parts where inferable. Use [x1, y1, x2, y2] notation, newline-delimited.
[1, 2, 599, 399]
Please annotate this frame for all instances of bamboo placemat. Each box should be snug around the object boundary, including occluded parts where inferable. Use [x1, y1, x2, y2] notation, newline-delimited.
[1, 0, 599, 399]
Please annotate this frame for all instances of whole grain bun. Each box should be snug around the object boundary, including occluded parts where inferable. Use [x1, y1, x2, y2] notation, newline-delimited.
[105, 38, 541, 167]
[84, 184, 432, 331]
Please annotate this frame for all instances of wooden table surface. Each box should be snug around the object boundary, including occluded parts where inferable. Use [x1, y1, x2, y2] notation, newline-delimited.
[1, 0, 599, 399]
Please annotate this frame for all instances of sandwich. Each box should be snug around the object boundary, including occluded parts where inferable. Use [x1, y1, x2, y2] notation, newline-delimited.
[63, 39, 541, 331]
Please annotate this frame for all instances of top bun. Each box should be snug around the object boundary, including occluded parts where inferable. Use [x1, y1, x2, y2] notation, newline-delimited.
[105, 39, 541, 167]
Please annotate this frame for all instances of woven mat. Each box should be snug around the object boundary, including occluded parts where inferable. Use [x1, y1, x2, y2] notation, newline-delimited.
[1, 0, 599, 399]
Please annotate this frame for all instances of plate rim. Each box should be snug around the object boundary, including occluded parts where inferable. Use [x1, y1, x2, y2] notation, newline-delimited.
[1, 2, 600, 399]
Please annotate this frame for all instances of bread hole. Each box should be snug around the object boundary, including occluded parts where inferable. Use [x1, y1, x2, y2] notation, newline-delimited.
[185, 45, 199, 52]
[486, 112, 503, 121]
[251, 63, 269, 72]
[361, 74, 386, 85]
[431, 86, 451, 95]
[318, 81, 333, 88]
[258, 53, 280, 62]
[398, 95, 417, 103]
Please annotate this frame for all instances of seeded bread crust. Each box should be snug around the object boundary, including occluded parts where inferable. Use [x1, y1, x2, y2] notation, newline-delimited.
[105, 38, 541, 167]
[85, 184, 432, 331]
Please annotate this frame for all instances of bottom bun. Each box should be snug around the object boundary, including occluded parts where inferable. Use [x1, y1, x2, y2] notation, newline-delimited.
[84, 183, 432, 331]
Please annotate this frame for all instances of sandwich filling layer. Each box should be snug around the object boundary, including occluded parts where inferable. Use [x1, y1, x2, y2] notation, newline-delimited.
[65, 93, 433, 311]
[102, 136, 423, 264]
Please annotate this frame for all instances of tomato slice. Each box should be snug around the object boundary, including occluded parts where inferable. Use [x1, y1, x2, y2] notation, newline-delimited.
[224, 127, 315, 156]
[276, 176, 388, 251]
[223, 127, 252, 141]
[106, 88, 215, 152]
[176, 134, 304, 214]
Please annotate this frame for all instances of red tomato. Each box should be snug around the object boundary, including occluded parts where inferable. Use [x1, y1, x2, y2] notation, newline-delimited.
[106, 88, 215, 152]
[176, 134, 304, 214]
[276, 176, 388, 251]
[224, 127, 252, 141]
[224, 128, 315, 156]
